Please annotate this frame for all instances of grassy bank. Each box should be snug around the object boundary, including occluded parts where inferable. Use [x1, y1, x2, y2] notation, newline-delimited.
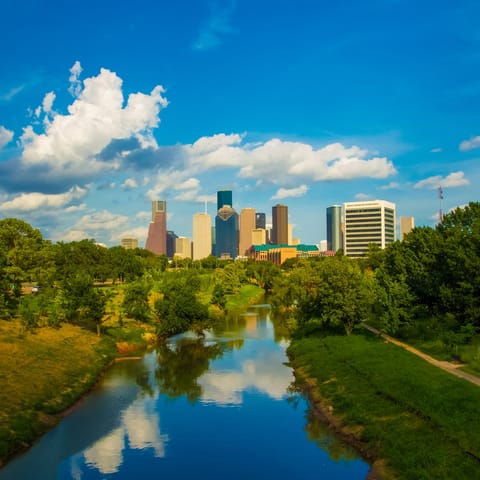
[0, 319, 117, 465]
[288, 332, 480, 480]
[225, 284, 265, 311]
[0, 280, 264, 466]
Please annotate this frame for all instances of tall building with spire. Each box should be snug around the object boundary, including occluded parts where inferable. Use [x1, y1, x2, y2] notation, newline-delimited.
[271, 204, 288, 245]
[192, 212, 212, 260]
[145, 200, 167, 255]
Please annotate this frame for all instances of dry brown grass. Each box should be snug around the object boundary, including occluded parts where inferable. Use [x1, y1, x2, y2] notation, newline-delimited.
[0, 318, 115, 463]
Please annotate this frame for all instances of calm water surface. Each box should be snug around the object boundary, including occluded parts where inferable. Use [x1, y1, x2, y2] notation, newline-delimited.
[1, 306, 370, 479]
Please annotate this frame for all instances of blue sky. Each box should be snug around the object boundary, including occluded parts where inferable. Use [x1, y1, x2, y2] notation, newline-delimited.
[1, 0, 479, 246]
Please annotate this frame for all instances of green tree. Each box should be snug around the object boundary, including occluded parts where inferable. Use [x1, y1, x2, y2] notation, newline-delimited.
[107, 246, 145, 283]
[0, 218, 46, 313]
[200, 255, 219, 269]
[59, 273, 106, 334]
[154, 272, 210, 336]
[122, 279, 153, 322]
[272, 257, 375, 336]
[436, 203, 480, 327]
[211, 282, 226, 310]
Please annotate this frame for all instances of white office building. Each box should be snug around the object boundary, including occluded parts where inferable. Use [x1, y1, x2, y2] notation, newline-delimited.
[343, 200, 396, 257]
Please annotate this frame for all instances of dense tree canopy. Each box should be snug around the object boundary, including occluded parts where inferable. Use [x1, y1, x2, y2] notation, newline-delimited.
[1, 205, 480, 348]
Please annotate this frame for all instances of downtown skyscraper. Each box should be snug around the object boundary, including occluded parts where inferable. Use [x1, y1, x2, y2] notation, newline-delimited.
[239, 208, 256, 256]
[145, 200, 167, 255]
[192, 212, 212, 260]
[326, 205, 343, 253]
[343, 200, 396, 257]
[271, 204, 288, 245]
[215, 190, 238, 259]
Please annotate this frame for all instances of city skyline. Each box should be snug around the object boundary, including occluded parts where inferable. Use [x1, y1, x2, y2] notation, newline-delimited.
[1, 1, 479, 247]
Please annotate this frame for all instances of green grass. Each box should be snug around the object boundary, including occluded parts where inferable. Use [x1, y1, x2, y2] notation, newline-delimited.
[288, 333, 480, 480]
[409, 336, 480, 377]
[0, 319, 117, 464]
[225, 284, 264, 311]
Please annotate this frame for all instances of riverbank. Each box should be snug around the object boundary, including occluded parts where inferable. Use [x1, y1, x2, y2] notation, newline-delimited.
[0, 282, 265, 468]
[0, 319, 118, 466]
[287, 332, 480, 480]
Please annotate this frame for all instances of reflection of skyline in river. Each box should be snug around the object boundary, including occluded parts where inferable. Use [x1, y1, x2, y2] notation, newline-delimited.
[0, 308, 369, 480]
[70, 314, 293, 476]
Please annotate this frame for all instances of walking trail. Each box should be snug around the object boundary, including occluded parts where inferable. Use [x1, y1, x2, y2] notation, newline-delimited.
[361, 323, 480, 386]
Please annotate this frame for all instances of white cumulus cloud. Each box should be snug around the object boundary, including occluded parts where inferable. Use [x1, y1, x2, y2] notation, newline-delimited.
[271, 184, 308, 200]
[238, 139, 396, 182]
[19, 62, 168, 182]
[0, 185, 88, 212]
[0, 126, 13, 149]
[122, 178, 138, 190]
[68, 60, 83, 97]
[414, 171, 469, 189]
[459, 136, 480, 151]
[42, 91, 56, 114]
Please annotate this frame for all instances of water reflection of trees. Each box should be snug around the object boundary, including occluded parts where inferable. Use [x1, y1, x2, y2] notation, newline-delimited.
[155, 338, 225, 402]
[288, 380, 359, 463]
[304, 408, 359, 462]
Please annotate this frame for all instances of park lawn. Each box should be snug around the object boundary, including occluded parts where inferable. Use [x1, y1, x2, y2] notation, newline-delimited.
[288, 332, 480, 480]
[0, 319, 116, 464]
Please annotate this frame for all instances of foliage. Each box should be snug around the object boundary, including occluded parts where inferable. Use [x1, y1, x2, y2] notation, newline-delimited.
[271, 257, 376, 336]
[210, 282, 226, 310]
[215, 261, 247, 294]
[154, 272, 210, 336]
[59, 273, 107, 334]
[121, 279, 153, 322]
[18, 294, 40, 332]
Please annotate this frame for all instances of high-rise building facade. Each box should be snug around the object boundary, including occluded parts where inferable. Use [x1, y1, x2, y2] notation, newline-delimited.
[255, 212, 266, 229]
[239, 208, 256, 256]
[145, 200, 167, 255]
[343, 200, 396, 257]
[175, 237, 191, 259]
[400, 216, 414, 240]
[326, 205, 343, 252]
[271, 204, 288, 245]
[217, 190, 232, 209]
[214, 190, 238, 259]
[192, 212, 212, 260]
[121, 238, 138, 249]
[251, 228, 266, 245]
[215, 205, 239, 259]
[166, 230, 178, 258]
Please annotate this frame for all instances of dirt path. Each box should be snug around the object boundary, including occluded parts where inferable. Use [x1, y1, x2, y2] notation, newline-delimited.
[361, 323, 480, 386]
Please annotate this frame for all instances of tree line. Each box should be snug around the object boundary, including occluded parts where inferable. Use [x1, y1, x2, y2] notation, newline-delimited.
[270, 202, 480, 353]
[0, 217, 278, 334]
[2, 201, 479, 349]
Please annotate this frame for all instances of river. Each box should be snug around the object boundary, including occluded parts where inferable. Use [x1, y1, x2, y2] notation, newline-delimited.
[0, 305, 370, 479]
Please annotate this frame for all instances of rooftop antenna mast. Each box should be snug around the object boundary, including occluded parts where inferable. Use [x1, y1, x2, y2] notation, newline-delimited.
[438, 186, 443, 223]
[204, 200, 207, 214]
